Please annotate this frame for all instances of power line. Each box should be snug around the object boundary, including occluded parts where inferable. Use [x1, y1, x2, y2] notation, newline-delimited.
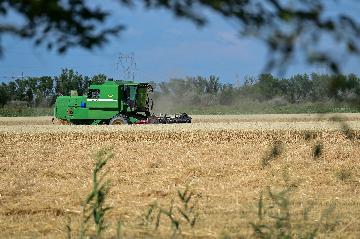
[0, 73, 60, 83]
[0, 72, 24, 81]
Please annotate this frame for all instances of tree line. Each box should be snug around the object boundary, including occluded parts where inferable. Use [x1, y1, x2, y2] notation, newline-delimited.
[0, 69, 107, 107]
[152, 74, 360, 108]
[0, 69, 359, 108]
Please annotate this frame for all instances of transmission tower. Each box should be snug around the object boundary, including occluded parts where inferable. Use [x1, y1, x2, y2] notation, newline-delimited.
[117, 52, 136, 81]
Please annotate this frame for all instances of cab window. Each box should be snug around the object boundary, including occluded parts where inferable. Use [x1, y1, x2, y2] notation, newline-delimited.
[123, 86, 136, 101]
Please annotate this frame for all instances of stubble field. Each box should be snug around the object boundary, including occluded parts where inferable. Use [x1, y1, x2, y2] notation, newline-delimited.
[0, 114, 360, 238]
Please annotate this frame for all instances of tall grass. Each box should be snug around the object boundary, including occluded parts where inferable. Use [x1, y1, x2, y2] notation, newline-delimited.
[250, 175, 335, 239]
[261, 140, 284, 168]
[144, 186, 199, 238]
[67, 149, 113, 239]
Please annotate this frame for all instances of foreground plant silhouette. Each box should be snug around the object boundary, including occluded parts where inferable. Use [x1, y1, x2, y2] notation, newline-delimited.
[66, 150, 339, 239]
[67, 149, 114, 239]
[144, 186, 199, 239]
[250, 174, 336, 239]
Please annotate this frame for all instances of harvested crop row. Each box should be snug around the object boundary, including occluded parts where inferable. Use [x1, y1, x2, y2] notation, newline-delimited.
[1, 120, 360, 132]
[1, 128, 359, 146]
[1, 113, 360, 125]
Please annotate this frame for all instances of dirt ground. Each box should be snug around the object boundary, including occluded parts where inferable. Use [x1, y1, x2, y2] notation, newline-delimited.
[0, 114, 359, 238]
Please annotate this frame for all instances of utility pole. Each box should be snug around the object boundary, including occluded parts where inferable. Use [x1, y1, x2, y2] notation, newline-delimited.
[117, 52, 136, 81]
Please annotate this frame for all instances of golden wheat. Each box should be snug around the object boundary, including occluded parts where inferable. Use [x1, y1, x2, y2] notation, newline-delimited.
[0, 114, 359, 238]
[192, 113, 360, 123]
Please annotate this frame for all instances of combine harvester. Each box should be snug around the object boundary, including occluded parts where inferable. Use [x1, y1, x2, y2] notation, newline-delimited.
[53, 80, 191, 125]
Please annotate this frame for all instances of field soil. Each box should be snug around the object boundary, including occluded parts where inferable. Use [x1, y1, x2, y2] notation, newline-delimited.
[0, 114, 360, 238]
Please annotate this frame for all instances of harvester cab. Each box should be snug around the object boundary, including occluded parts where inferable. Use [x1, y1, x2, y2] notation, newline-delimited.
[53, 80, 191, 125]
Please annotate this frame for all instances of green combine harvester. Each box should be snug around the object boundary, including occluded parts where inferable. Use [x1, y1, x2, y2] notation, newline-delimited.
[53, 80, 191, 125]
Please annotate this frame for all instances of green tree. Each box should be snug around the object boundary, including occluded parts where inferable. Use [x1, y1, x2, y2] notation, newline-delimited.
[158, 82, 171, 95]
[7, 81, 17, 101]
[256, 74, 280, 101]
[285, 74, 313, 103]
[0, 83, 9, 106]
[0, 0, 122, 55]
[14, 79, 27, 102]
[90, 74, 107, 85]
[347, 74, 360, 103]
[309, 73, 331, 102]
[55, 68, 85, 96]
[167, 78, 188, 98]
[34, 76, 54, 106]
[219, 84, 235, 105]
[206, 75, 221, 95]
[191, 76, 208, 95]
[328, 74, 348, 100]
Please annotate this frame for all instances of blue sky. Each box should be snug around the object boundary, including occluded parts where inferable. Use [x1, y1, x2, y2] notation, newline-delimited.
[1, 0, 360, 84]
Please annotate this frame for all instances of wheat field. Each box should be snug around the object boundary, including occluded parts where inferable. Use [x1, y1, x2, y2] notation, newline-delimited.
[0, 114, 360, 238]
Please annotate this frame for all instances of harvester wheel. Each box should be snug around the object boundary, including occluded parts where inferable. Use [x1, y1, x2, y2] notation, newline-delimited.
[109, 115, 128, 125]
[52, 118, 72, 125]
